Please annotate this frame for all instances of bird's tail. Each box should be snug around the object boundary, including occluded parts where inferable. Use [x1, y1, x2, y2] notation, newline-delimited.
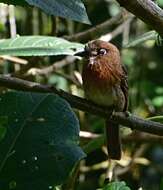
[105, 119, 121, 160]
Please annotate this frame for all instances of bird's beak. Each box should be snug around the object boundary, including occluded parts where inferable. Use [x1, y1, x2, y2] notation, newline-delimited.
[74, 44, 90, 57]
[74, 50, 86, 57]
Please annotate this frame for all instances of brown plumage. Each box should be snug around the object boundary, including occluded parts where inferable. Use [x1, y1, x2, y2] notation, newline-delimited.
[81, 40, 128, 160]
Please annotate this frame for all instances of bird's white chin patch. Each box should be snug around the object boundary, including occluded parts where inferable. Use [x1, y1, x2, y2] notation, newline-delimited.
[89, 57, 95, 65]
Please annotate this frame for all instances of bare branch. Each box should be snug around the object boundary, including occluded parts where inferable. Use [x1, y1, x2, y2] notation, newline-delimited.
[27, 56, 76, 76]
[116, 0, 163, 36]
[0, 75, 163, 136]
[123, 132, 163, 144]
[100, 16, 134, 42]
[64, 13, 123, 42]
[0, 55, 28, 65]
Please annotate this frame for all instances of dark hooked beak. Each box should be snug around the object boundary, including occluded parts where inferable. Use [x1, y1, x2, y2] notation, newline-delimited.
[74, 44, 90, 57]
[74, 50, 86, 57]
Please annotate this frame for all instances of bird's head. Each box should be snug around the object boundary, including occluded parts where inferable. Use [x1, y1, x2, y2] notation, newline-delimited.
[76, 40, 121, 67]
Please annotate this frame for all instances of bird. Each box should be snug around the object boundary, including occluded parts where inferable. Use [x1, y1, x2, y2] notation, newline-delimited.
[77, 40, 128, 160]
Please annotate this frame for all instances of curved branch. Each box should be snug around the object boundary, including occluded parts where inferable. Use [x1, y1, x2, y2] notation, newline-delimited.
[116, 0, 163, 36]
[0, 75, 163, 136]
[64, 13, 123, 42]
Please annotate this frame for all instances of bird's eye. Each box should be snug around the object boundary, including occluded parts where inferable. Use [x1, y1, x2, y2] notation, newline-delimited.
[99, 48, 107, 55]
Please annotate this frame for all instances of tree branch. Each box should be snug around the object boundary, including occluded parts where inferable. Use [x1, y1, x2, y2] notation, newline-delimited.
[0, 75, 163, 136]
[64, 13, 123, 42]
[26, 56, 76, 76]
[116, 0, 163, 36]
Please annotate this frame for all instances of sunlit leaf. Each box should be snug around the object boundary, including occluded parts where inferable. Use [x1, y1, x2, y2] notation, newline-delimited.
[0, 36, 84, 56]
[102, 181, 131, 190]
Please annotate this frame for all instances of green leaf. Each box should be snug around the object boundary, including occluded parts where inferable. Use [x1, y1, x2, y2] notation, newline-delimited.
[0, 36, 84, 56]
[103, 181, 131, 190]
[2, 0, 90, 24]
[124, 30, 157, 48]
[26, 0, 90, 24]
[0, 91, 85, 189]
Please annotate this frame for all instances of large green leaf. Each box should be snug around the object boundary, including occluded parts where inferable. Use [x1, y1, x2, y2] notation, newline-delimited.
[0, 91, 85, 189]
[102, 181, 131, 190]
[2, 0, 90, 24]
[0, 36, 84, 56]
[26, 0, 90, 24]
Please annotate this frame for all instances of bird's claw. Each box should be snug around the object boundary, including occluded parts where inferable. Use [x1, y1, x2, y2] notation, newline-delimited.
[124, 111, 131, 117]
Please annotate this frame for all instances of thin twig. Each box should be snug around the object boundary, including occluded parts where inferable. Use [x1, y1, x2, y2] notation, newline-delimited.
[115, 144, 149, 176]
[26, 56, 76, 76]
[0, 55, 28, 65]
[64, 13, 123, 42]
[82, 132, 163, 155]
[81, 131, 163, 143]
[100, 16, 134, 42]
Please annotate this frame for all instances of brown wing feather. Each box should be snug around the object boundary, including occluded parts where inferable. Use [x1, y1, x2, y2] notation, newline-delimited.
[121, 65, 128, 111]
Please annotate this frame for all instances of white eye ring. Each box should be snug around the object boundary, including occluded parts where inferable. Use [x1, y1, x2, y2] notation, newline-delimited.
[99, 48, 107, 55]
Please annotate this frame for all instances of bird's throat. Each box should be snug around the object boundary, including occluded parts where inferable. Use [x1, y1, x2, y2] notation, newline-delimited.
[82, 63, 118, 106]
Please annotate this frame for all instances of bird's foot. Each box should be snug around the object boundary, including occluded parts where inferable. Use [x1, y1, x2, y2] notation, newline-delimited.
[124, 111, 131, 117]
